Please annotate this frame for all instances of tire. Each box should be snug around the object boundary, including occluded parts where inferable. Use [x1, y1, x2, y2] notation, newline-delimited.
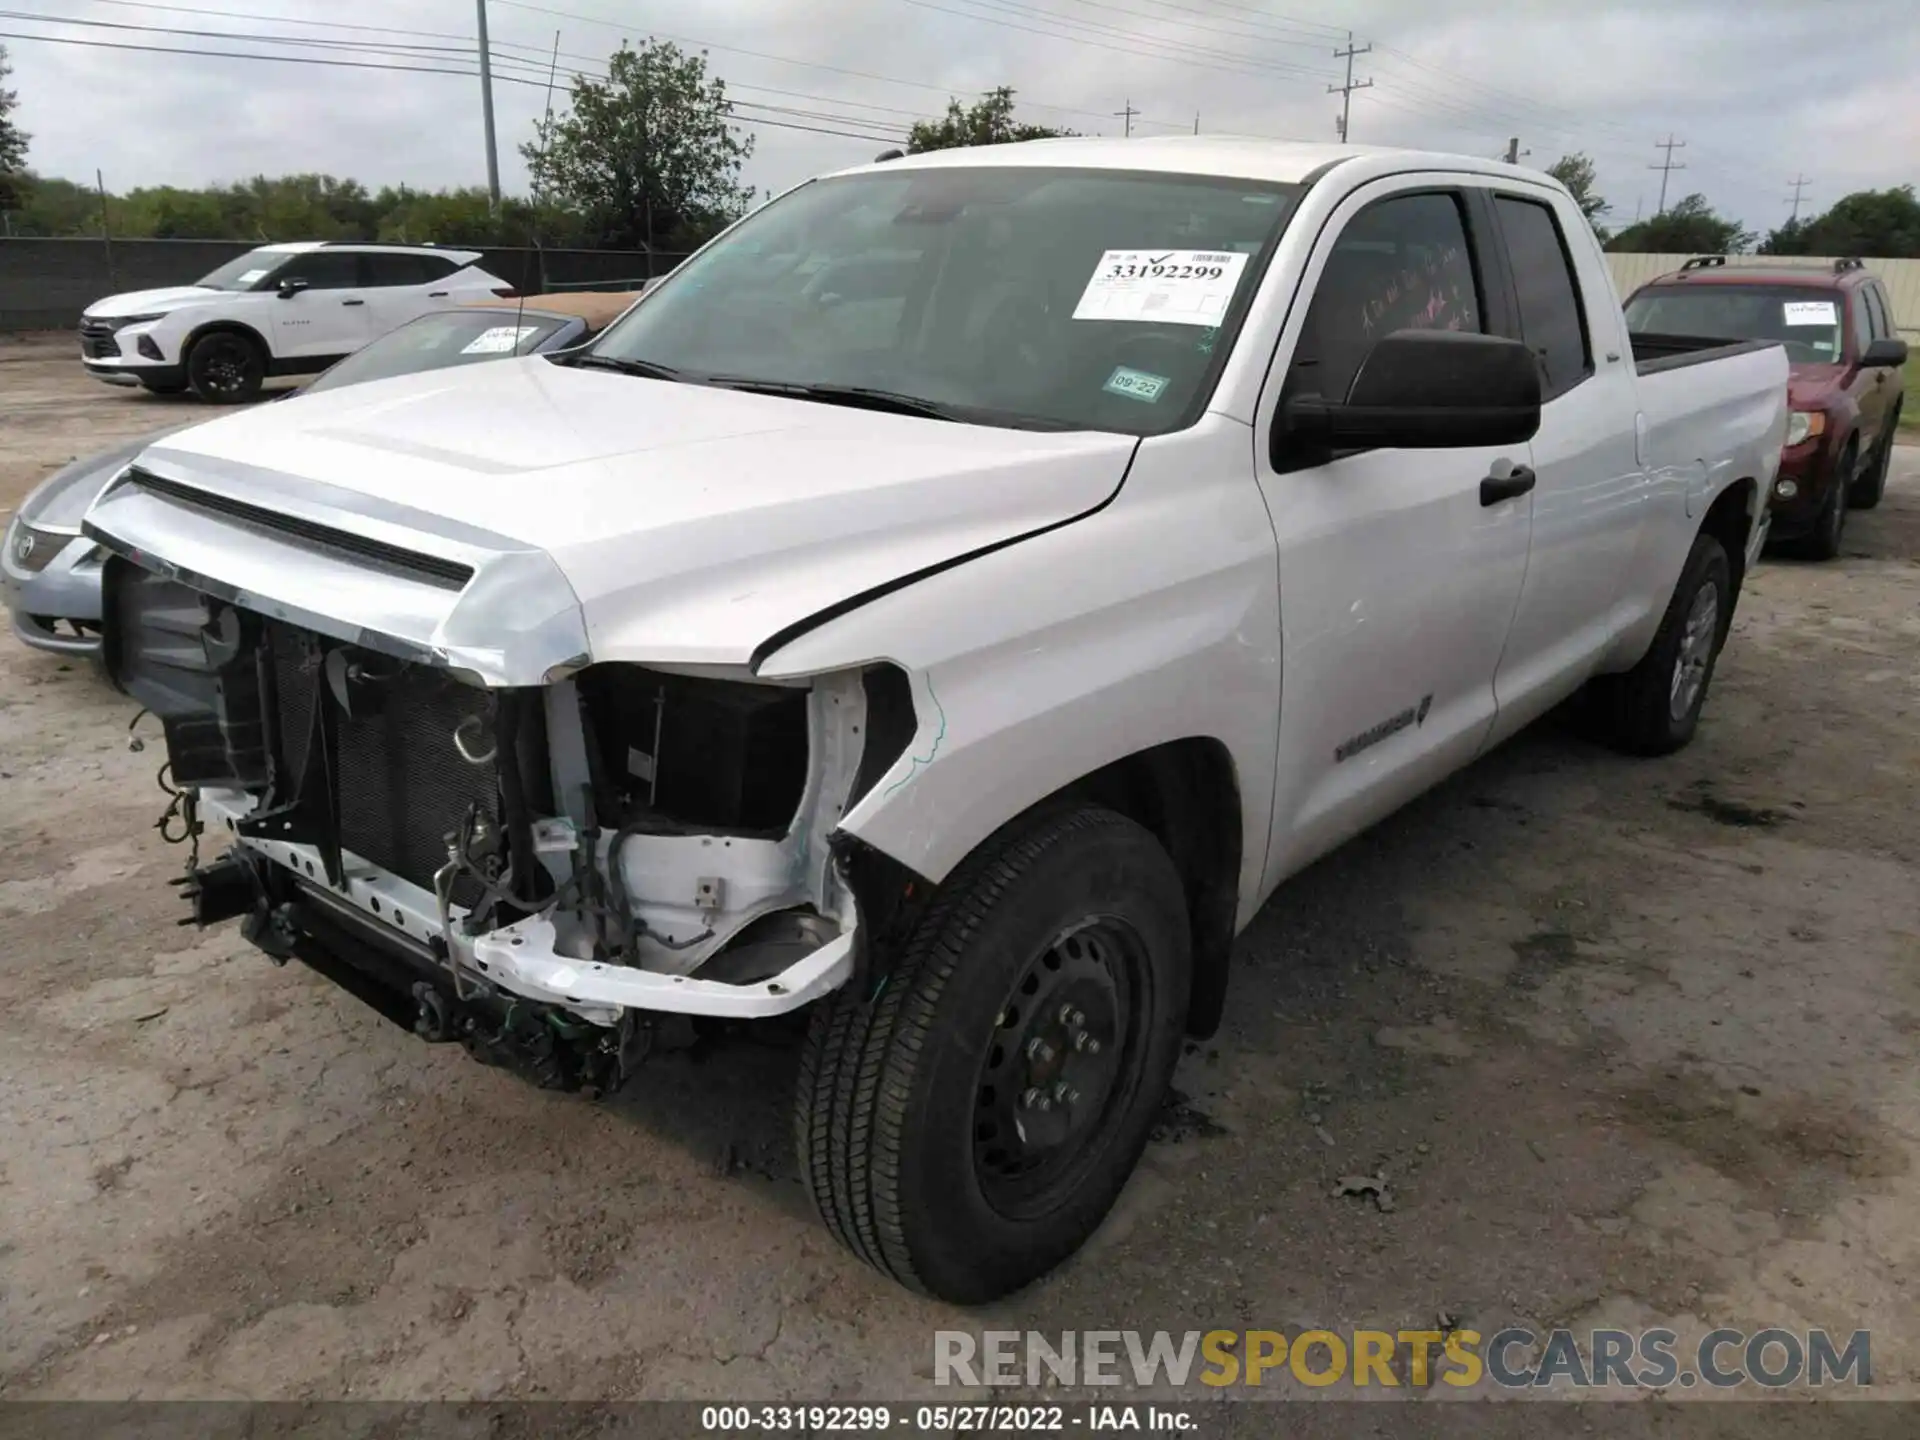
[1850, 409, 1898, 511]
[185, 330, 266, 404]
[1791, 440, 1855, 561]
[796, 805, 1191, 1303]
[1586, 532, 1732, 757]
[138, 378, 188, 396]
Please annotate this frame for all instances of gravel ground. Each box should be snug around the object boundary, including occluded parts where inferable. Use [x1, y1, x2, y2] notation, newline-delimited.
[3, 335, 1917, 1408]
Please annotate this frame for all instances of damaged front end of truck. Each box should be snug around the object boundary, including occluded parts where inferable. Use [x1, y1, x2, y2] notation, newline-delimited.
[86, 460, 923, 1096]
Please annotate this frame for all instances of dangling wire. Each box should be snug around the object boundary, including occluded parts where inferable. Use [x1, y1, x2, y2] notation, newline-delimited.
[154, 760, 201, 873]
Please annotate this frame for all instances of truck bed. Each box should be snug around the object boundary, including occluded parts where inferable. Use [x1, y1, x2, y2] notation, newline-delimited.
[1631, 333, 1783, 377]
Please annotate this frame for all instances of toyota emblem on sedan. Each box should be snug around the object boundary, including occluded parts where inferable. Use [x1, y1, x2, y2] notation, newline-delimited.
[12, 531, 33, 564]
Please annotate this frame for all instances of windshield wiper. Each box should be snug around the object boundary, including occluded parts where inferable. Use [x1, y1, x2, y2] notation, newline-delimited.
[704, 377, 961, 422]
[567, 353, 684, 381]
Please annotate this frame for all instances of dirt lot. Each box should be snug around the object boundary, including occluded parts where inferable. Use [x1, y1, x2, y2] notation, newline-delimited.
[3, 335, 1918, 1407]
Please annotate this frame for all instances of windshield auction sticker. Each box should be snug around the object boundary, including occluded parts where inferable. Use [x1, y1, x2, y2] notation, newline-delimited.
[1782, 301, 1837, 326]
[462, 325, 541, 355]
[1074, 249, 1250, 326]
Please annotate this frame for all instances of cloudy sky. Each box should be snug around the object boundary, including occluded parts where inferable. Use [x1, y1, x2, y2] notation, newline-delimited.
[6, 0, 1917, 239]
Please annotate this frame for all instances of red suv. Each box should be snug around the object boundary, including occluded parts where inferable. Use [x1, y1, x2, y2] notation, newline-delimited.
[1625, 257, 1908, 559]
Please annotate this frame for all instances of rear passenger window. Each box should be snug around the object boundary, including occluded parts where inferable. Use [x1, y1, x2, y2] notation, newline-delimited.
[1494, 196, 1591, 400]
[1286, 190, 1483, 409]
[362, 253, 439, 287]
[1864, 284, 1891, 342]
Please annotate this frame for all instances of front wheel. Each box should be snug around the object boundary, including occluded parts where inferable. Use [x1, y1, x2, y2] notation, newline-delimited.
[185, 331, 266, 404]
[1850, 410, 1898, 511]
[1584, 532, 1731, 757]
[796, 806, 1191, 1303]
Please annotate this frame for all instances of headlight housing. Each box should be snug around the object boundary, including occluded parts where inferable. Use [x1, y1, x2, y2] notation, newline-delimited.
[92, 313, 167, 331]
[1784, 411, 1826, 447]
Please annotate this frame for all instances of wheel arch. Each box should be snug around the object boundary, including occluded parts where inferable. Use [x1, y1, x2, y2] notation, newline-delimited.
[181, 318, 270, 363]
[842, 737, 1246, 1041]
[1698, 474, 1758, 608]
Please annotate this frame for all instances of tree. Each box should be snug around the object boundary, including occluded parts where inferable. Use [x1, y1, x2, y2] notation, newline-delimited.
[1777, 186, 1920, 259]
[1544, 152, 1609, 237]
[1604, 194, 1753, 255]
[907, 87, 1071, 152]
[0, 44, 29, 212]
[523, 38, 754, 252]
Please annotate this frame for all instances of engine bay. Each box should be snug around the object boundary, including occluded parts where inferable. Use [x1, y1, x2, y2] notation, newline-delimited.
[104, 559, 918, 1090]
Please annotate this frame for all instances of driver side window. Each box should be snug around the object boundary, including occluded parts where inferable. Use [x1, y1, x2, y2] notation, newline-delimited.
[1282, 191, 1484, 411]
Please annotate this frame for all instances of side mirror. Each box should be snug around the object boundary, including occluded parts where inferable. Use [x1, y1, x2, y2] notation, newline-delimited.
[1861, 337, 1908, 368]
[1277, 330, 1542, 462]
[277, 277, 309, 299]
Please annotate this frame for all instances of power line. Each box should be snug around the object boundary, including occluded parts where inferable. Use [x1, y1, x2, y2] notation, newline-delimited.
[0, 28, 905, 144]
[1651, 133, 1687, 215]
[895, 0, 1339, 87]
[486, 0, 1132, 127]
[1328, 30, 1371, 142]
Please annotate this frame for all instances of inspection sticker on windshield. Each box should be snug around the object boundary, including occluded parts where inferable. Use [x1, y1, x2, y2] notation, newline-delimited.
[1783, 301, 1837, 326]
[1073, 249, 1250, 326]
[237, 269, 269, 284]
[461, 325, 540, 355]
[1104, 366, 1169, 402]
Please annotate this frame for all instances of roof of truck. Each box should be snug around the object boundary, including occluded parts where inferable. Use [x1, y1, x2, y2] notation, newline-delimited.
[832, 135, 1549, 188]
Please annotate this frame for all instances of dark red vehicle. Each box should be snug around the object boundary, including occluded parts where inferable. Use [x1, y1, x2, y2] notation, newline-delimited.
[1625, 257, 1908, 559]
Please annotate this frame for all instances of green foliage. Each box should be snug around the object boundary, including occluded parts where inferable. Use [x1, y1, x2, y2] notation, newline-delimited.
[1604, 194, 1754, 256]
[1544, 152, 1609, 237]
[0, 44, 28, 210]
[907, 87, 1071, 152]
[522, 38, 754, 251]
[1762, 185, 1920, 259]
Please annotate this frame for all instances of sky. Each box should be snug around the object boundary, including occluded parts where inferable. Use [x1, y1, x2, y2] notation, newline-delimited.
[5, 0, 1918, 241]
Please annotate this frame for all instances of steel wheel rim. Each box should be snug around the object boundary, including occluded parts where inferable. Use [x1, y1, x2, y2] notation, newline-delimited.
[970, 918, 1150, 1221]
[1669, 579, 1720, 721]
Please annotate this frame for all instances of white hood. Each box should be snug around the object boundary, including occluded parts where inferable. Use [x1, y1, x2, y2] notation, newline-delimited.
[128, 357, 1139, 668]
[85, 286, 233, 318]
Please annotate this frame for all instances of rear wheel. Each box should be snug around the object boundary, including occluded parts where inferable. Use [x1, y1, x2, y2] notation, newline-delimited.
[186, 331, 266, 404]
[795, 805, 1190, 1303]
[1585, 532, 1731, 757]
[1850, 409, 1898, 511]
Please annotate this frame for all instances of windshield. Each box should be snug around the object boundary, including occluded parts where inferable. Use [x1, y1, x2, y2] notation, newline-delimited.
[304, 309, 572, 394]
[589, 167, 1302, 433]
[1625, 283, 1846, 365]
[193, 248, 292, 292]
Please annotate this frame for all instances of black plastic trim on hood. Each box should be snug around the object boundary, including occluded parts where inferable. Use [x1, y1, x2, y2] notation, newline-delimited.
[748, 439, 1141, 675]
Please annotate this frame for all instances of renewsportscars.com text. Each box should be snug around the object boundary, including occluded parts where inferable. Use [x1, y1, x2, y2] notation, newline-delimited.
[934, 1328, 1871, 1391]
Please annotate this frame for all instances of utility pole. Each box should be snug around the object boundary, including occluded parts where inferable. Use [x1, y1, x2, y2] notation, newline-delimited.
[1650, 134, 1686, 216]
[476, 0, 502, 210]
[1328, 31, 1373, 143]
[1113, 99, 1139, 138]
[96, 169, 115, 289]
[1193, 112, 1200, 136]
[1786, 173, 1811, 223]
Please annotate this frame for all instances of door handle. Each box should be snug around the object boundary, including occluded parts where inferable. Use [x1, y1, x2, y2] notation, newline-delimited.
[341, 298, 366, 307]
[1480, 464, 1537, 506]
[428, 290, 449, 298]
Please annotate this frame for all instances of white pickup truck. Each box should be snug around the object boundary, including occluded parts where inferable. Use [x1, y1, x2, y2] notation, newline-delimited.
[85, 140, 1786, 1303]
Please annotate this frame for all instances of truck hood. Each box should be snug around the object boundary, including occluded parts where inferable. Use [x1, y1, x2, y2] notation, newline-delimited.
[106, 357, 1138, 672]
[85, 286, 234, 318]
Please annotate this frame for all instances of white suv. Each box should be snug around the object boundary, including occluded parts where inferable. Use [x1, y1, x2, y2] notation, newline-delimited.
[78, 242, 512, 403]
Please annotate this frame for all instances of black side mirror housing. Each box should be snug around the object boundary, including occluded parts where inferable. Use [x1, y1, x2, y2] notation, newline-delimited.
[277, 278, 309, 299]
[1276, 329, 1542, 465]
[1861, 337, 1909, 369]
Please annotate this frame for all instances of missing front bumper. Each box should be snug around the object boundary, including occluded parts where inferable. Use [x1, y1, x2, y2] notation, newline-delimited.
[196, 788, 854, 1025]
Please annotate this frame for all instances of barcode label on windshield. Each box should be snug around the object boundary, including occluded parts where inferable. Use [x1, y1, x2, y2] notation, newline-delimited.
[1074, 249, 1250, 326]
